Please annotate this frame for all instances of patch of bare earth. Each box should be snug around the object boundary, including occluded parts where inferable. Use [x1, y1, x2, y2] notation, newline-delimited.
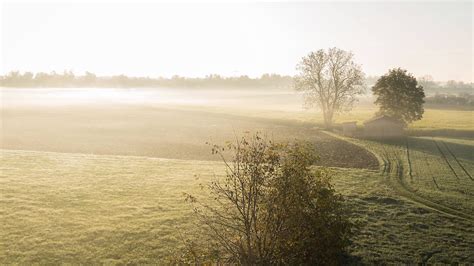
[1, 105, 378, 169]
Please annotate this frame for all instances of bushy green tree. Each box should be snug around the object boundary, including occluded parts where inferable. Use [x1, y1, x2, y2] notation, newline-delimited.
[175, 133, 353, 264]
[372, 68, 425, 123]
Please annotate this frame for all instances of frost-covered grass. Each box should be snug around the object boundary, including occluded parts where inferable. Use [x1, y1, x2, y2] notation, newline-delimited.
[355, 137, 474, 214]
[0, 150, 222, 264]
[1, 149, 472, 264]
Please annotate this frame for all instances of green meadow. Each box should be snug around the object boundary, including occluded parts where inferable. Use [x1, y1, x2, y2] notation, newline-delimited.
[1, 148, 473, 264]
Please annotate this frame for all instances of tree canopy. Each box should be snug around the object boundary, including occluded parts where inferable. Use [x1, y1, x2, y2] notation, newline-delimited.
[294, 48, 366, 128]
[372, 68, 425, 124]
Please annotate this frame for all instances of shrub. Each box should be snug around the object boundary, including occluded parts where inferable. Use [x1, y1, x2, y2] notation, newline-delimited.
[176, 133, 353, 264]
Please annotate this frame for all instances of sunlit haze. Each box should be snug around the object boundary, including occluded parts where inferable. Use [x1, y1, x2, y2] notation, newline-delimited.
[1, 1, 474, 264]
[1, 1, 472, 81]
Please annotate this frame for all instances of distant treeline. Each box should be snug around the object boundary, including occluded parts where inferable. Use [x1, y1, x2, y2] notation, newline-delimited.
[366, 75, 473, 95]
[1, 71, 472, 95]
[418, 78, 473, 95]
[425, 93, 474, 108]
[0, 71, 293, 89]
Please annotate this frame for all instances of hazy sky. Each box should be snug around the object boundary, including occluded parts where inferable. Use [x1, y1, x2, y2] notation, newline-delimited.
[1, 1, 472, 81]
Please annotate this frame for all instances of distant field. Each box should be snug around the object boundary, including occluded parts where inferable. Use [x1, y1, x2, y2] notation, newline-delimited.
[1, 150, 472, 264]
[1, 87, 473, 134]
[0, 105, 377, 169]
[338, 108, 473, 132]
[204, 106, 474, 134]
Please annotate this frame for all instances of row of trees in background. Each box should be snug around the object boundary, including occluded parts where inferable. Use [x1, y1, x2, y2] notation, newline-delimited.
[0, 71, 293, 89]
[418, 77, 473, 95]
[0, 70, 470, 94]
[425, 93, 474, 108]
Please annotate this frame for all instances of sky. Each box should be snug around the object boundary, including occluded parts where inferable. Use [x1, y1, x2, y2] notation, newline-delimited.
[1, 1, 472, 82]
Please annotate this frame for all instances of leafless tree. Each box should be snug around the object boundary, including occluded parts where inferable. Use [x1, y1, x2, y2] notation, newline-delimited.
[295, 48, 365, 128]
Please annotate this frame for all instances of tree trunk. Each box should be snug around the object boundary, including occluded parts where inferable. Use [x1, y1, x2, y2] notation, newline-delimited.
[323, 108, 334, 129]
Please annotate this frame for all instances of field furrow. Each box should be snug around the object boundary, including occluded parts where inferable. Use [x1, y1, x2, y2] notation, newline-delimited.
[442, 141, 473, 181]
[330, 134, 474, 220]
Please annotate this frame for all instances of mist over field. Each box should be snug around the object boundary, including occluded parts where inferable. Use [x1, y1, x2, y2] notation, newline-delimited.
[1, 1, 473, 264]
[1, 87, 303, 108]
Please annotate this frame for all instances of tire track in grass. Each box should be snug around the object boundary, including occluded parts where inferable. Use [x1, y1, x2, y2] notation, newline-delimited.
[405, 137, 414, 182]
[387, 169, 472, 221]
[387, 140, 471, 221]
[433, 139, 459, 181]
[392, 140, 471, 220]
[423, 153, 440, 190]
[416, 145, 440, 190]
[442, 141, 473, 181]
[326, 132, 473, 221]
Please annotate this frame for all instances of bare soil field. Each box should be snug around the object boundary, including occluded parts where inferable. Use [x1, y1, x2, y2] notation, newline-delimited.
[0, 105, 378, 169]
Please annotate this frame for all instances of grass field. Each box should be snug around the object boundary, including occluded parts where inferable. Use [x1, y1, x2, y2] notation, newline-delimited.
[349, 136, 474, 215]
[1, 149, 473, 264]
[1, 87, 473, 263]
[0, 150, 220, 264]
[183, 104, 474, 134]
